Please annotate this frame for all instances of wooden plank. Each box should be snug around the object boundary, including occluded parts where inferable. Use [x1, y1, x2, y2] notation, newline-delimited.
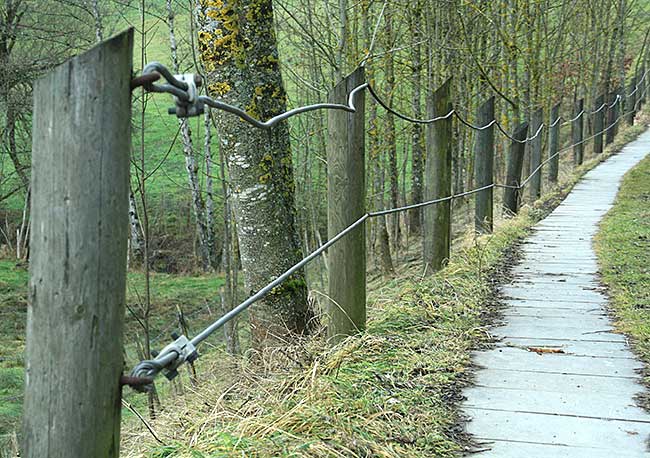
[572, 98, 584, 165]
[606, 88, 621, 144]
[22, 30, 133, 457]
[327, 67, 366, 342]
[548, 103, 561, 182]
[528, 107, 544, 199]
[423, 78, 452, 271]
[627, 75, 637, 125]
[503, 122, 528, 215]
[593, 94, 605, 155]
[474, 97, 494, 234]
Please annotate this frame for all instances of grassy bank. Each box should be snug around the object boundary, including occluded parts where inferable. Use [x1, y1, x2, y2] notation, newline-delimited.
[120, 120, 650, 457]
[595, 154, 650, 369]
[0, 259, 224, 453]
[124, 216, 532, 458]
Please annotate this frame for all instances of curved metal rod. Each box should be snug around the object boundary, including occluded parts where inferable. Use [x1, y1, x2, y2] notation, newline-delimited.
[367, 84, 456, 124]
[495, 120, 545, 144]
[455, 114, 497, 131]
[198, 83, 367, 129]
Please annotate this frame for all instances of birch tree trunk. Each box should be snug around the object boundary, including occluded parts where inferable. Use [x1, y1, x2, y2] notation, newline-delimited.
[197, 0, 311, 347]
[167, 0, 213, 271]
[408, 1, 424, 235]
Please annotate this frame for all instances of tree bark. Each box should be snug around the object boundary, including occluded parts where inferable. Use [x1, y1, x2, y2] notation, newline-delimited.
[167, 0, 212, 271]
[197, 0, 311, 347]
[408, 1, 424, 235]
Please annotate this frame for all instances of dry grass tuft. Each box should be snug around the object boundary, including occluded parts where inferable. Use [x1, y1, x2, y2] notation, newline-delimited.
[121, 117, 649, 458]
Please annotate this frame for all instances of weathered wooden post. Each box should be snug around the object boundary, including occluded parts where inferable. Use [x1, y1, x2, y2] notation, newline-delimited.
[548, 103, 561, 183]
[593, 94, 605, 155]
[572, 98, 584, 165]
[614, 86, 623, 139]
[528, 107, 544, 200]
[327, 67, 366, 341]
[22, 30, 133, 457]
[474, 97, 494, 234]
[606, 90, 617, 146]
[424, 78, 452, 271]
[627, 76, 637, 126]
[640, 65, 647, 107]
[503, 122, 529, 215]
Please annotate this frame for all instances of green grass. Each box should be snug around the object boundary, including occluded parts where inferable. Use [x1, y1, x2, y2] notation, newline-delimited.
[123, 213, 533, 458]
[0, 257, 225, 452]
[595, 154, 650, 363]
[117, 114, 650, 458]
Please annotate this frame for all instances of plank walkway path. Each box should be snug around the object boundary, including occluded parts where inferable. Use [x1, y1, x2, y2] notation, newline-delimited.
[462, 129, 650, 457]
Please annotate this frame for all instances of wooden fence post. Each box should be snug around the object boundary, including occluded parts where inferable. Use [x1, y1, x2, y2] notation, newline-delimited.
[572, 98, 584, 165]
[474, 96, 494, 234]
[614, 86, 623, 138]
[528, 107, 544, 200]
[22, 30, 133, 457]
[424, 78, 452, 272]
[503, 122, 529, 215]
[627, 76, 637, 126]
[327, 67, 366, 342]
[606, 90, 617, 146]
[548, 103, 561, 183]
[593, 94, 605, 155]
[637, 63, 648, 110]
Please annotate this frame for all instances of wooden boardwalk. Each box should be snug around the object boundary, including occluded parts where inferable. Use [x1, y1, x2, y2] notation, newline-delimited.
[462, 130, 650, 457]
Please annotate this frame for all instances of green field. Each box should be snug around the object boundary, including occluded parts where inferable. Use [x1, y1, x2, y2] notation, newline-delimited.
[0, 258, 227, 451]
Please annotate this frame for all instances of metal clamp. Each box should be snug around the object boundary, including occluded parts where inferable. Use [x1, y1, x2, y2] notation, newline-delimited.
[153, 333, 199, 381]
[168, 73, 204, 118]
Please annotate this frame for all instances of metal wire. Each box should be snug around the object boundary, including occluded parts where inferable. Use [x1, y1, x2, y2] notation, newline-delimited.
[515, 82, 649, 190]
[129, 62, 650, 389]
[198, 84, 367, 129]
[367, 83, 456, 124]
[494, 119, 545, 143]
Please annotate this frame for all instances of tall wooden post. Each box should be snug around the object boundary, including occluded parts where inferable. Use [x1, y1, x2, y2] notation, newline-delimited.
[606, 90, 617, 145]
[637, 63, 648, 110]
[424, 78, 452, 272]
[474, 97, 494, 234]
[627, 76, 637, 126]
[528, 107, 544, 200]
[613, 86, 622, 139]
[327, 68, 366, 342]
[593, 94, 605, 155]
[572, 98, 584, 165]
[22, 30, 133, 457]
[503, 122, 529, 215]
[548, 103, 561, 183]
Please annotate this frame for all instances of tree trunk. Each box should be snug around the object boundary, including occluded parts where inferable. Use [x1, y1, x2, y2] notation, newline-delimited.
[197, 0, 311, 347]
[167, 0, 212, 271]
[408, 2, 424, 236]
[384, 8, 400, 253]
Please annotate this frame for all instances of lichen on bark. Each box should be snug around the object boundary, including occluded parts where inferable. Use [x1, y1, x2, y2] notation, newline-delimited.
[197, 0, 312, 347]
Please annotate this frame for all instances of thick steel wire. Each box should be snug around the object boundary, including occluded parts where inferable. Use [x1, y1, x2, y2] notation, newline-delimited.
[130, 62, 650, 386]
[511, 82, 648, 191]
[142, 62, 647, 141]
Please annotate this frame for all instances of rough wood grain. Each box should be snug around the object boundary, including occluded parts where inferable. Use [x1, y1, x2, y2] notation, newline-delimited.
[627, 76, 637, 126]
[528, 107, 544, 199]
[572, 98, 584, 165]
[22, 29, 132, 458]
[606, 89, 619, 145]
[474, 97, 494, 234]
[593, 95, 605, 156]
[424, 78, 452, 272]
[548, 103, 561, 182]
[503, 122, 529, 215]
[327, 68, 366, 342]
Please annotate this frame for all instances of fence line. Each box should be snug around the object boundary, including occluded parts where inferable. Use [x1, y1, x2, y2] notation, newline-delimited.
[127, 61, 649, 389]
